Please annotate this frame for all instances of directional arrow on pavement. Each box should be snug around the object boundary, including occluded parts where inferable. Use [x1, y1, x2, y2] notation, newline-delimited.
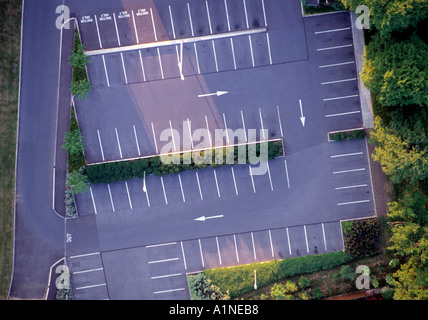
[194, 214, 224, 222]
[198, 91, 228, 98]
[299, 99, 306, 127]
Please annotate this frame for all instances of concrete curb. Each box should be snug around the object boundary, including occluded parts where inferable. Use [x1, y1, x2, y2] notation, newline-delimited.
[350, 11, 374, 129]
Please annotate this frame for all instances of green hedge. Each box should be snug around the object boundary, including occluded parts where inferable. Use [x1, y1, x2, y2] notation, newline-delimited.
[201, 251, 352, 298]
[330, 129, 366, 142]
[85, 140, 283, 184]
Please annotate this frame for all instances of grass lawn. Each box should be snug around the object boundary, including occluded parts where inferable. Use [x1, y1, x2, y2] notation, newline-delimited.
[0, 0, 22, 300]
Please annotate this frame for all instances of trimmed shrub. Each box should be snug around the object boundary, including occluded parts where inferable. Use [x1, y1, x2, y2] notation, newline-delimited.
[348, 129, 366, 140]
[85, 140, 284, 184]
[330, 132, 346, 141]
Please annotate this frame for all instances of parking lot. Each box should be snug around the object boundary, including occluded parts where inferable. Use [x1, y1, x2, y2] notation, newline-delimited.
[65, 0, 376, 300]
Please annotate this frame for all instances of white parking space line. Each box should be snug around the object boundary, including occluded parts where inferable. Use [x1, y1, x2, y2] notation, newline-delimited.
[157, 47, 164, 79]
[125, 181, 133, 209]
[148, 257, 179, 264]
[186, 118, 194, 149]
[319, 61, 354, 68]
[97, 129, 105, 161]
[132, 10, 139, 43]
[233, 234, 240, 262]
[76, 283, 106, 291]
[249, 165, 256, 193]
[133, 125, 141, 156]
[178, 174, 186, 202]
[333, 168, 366, 174]
[323, 94, 359, 101]
[195, 172, 203, 200]
[107, 184, 115, 212]
[193, 43, 201, 74]
[168, 5, 176, 39]
[241, 110, 247, 142]
[230, 38, 237, 70]
[160, 177, 168, 205]
[325, 110, 360, 117]
[120, 52, 128, 84]
[251, 232, 256, 260]
[284, 160, 290, 189]
[213, 169, 221, 197]
[266, 162, 273, 191]
[259, 108, 265, 139]
[338, 200, 370, 206]
[151, 273, 182, 280]
[304, 225, 309, 253]
[90, 187, 97, 215]
[249, 36, 255, 67]
[331, 152, 363, 158]
[169, 120, 177, 151]
[181, 241, 187, 270]
[153, 288, 185, 295]
[335, 184, 367, 190]
[113, 13, 121, 46]
[187, 3, 194, 37]
[212, 40, 219, 72]
[150, 8, 158, 42]
[286, 227, 292, 255]
[243, 0, 249, 29]
[205, 1, 213, 34]
[101, 55, 110, 87]
[231, 167, 238, 195]
[115, 128, 123, 159]
[317, 44, 353, 51]
[73, 267, 103, 275]
[138, 50, 146, 82]
[146, 242, 177, 248]
[205, 115, 212, 147]
[266, 33, 273, 65]
[222, 113, 230, 143]
[277, 106, 284, 137]
[151, 122, 159, 154]
[224, 0, 231, 31]
[216, 237, 222, 265]
[144, 181, 150, 207]
[321, 78, 356, 85]
[322, 223, 327, 251]
[315, 27, 351, 34]
[70, 252, 100, 259]
[199, 239, 205, 267]
[262, 0, 267, 26]
[269, 230, 274, 258]
[94, 15, 103, 48]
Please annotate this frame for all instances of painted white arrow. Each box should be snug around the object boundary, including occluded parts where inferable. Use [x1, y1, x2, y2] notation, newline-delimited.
[299, 99, 306, 127]
[194, 214, 224, 222]
[198, 91, 228, 98]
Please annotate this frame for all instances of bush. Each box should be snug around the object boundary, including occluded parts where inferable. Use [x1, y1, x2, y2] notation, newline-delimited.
[187, 273, 229, 300]
[348, 129, 366, 140]
[344, 219, 381, 259]
[69, 29, 91, 99]
[330, 132, 346, 141]
[65, 106, 86, 172]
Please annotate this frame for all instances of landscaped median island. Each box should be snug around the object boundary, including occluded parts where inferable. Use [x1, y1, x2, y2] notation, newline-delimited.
[328, 128, 366, 142]
[84, 140, 284, 184]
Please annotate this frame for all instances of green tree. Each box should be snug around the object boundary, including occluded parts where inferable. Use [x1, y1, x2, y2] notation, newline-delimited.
[62, 129, 86, 157]
[188, 273, 229, 300]
[71, 78, 92, 100]
[369, 117, 428, 185]
[340, 0, 428, 35]
[361, 33, 428, 107]
[67, 170, 90, 194]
